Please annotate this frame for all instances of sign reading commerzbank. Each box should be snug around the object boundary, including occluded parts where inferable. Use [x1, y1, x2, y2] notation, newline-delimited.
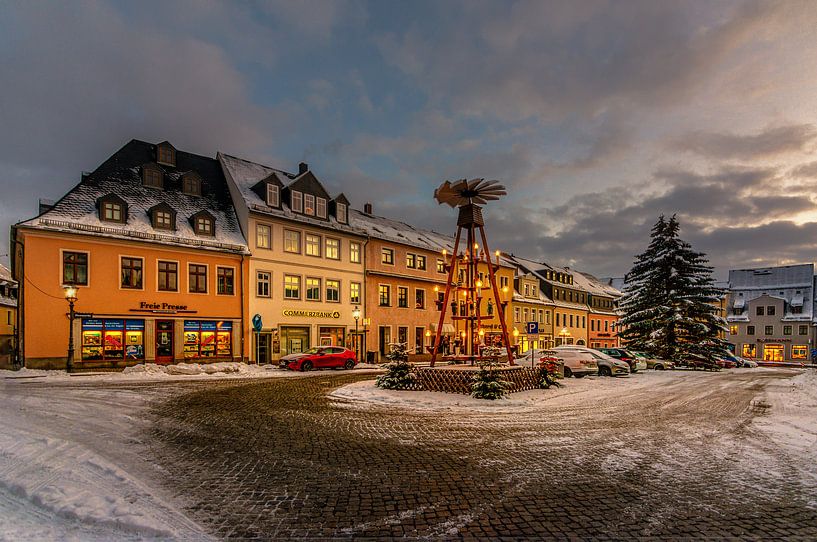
[282, 309, 342, 319]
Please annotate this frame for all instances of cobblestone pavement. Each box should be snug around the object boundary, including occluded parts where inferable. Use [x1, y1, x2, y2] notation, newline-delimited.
[147, 369, 817, 540]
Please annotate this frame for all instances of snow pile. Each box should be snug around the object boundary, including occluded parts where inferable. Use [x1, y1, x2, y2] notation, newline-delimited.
[753, 369, 817, 463]
[124, 362, 245, 376]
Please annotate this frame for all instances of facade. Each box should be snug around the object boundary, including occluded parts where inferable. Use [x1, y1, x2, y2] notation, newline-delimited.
[572, 271, 620, 348]
[219, 153, 367, 362]
[0, 264, 18, 368]
[726, 264, 814, 361]
[13, 140, 248, 369]
[509, 272, 554, 352]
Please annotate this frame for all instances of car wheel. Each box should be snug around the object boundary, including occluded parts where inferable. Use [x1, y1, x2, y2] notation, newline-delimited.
[344, 359, 355, 370]
[599, 366, 612, 377]
[655, 364, 664, 370]
[563, 367, 573, 378]
[301, 360, 313, 372]
[574, 373, 586, 379]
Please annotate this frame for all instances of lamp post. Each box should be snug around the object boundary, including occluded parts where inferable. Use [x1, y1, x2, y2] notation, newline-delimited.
[352, 305, 361, 362]
[559, 327, 571, 346]
[425, 329, 431, 353]
[63, 286, 78, 373]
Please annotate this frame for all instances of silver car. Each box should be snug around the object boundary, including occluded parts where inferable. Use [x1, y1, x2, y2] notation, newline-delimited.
[554, 346, 630, 377]
[521, 348, 597, 378]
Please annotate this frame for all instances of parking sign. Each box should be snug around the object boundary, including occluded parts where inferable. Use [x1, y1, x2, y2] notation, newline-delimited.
[526, 321, 539, 335]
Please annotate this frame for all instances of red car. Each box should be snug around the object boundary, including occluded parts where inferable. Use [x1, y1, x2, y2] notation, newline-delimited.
[279, 346, 358, 371]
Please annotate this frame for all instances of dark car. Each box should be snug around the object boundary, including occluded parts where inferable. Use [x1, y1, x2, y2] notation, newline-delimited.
[279, 346, 358, 371]
[597, 348, 643, 373]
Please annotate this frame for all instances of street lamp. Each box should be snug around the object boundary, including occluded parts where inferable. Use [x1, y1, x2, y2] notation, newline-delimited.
[425, 329, 431, 353]
[559, 327, 571, 346]
[63, 285, 78, 373]
[352, 305, 361, 361]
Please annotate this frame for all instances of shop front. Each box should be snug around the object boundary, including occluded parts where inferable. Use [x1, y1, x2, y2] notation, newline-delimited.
[81, 319, 145, 362]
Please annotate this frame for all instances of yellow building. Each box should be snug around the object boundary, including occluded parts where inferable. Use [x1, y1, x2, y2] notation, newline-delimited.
[0, 264, 18, 368]
[509, 272, 554, 352]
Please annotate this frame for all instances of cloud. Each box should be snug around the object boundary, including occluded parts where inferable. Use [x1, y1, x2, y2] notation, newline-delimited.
[669, 124, 817, 160]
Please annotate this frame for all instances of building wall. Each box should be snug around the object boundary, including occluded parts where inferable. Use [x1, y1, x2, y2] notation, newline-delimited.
[552, 305, 589, 346]
[509, 299, 553, 352]
[0, 305, 15, 368]
[727, 295, 812, 361]
[588, 313, 618, 348]
[17, 229, 245, 369]
[246, 214, 366, 361]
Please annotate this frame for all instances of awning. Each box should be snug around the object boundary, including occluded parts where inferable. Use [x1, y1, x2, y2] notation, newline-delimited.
[429, 323, 456, 334]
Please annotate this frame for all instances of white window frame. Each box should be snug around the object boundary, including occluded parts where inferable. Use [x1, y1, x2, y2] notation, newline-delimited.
[350, 242, 361, 264]
[316, 197, 327, 218]
[326, 279, 340, 303]
[284, 229, 301, 253]
[284, 274, 301, 300]
[381, 247, 394, 265]
[291, 190, 303, 213]
[325, 238, 340, 260]
[256, 271, 271, 298]
[350, 281, 361, 304]
[336, 202, 347, 224]
[304, 193, 315, 216]
[256, 223, 271, 249]
[305, 277, 321, 301]
[305, 233, 321, 257]
[266, 184, 279, 207]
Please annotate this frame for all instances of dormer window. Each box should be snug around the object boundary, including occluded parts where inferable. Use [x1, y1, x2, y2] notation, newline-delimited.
[157, 142, 175, 166]
[304, 194, 315, 216]
[149, 204, 176, 231]
[191, 210, 215, 237]
[97, 194, 127, 224]
[142, 165, 163, 189]
[316, 197, 326, 218]
[182, 173, 202, 196]
[266, 184, 279, 207]
[336, 202, 347, 224]
[291, 190, 303, 213]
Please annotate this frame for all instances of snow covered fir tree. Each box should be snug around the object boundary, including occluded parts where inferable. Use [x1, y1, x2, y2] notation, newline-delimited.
[375, 343, 415, 390]
[618, 215, 728, 366]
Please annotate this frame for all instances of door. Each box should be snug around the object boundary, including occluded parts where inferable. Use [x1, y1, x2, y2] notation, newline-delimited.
[763, 344, 783, 362]
[415, 327, 424, 354]
[155, 321, 174, 363]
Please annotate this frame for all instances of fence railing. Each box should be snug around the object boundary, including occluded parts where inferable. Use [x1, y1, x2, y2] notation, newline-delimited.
[410, 366, 542, 395]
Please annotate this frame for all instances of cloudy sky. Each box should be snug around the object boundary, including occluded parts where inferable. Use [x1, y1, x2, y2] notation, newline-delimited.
[1, 0, 816, 278]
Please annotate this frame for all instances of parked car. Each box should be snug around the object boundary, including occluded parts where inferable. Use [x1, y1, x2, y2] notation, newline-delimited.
[597, 347, 646, 373]
[279, 346, 358, 371]
[521, 348, 594, 378]
[516, 349, 565, 377]
[714, 357, 737, 369]
[553, 346, 629, 377]
[717, 352, 752, 368]
[741, 358, 759, 368]
[632, 351, 675, 370]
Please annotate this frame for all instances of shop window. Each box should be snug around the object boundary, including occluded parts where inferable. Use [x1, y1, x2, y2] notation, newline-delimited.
[184, 320, 232, 359]
[306, 277, 321, 301]
[316, 197, 327, 218]
[415, 289, 425, 309]
[62, 251, 88, 286]
[266, 184, 279, 207]
[158, 260, 178, 292]
[381, 247, 394, 265]
[747, 326, 755, 335]
[783, 325, 792, 336]
[81, 319, 144, 361]
[121, 257, 143, 289]
[325, 238, 340, 260]
[189, 264, 207, 293]
[350, 282, 361, 304]
[350, 242, 361, 263]
[336, 202, 347, 224]
[291, 190, 303, 213]
[217, 267, 234, 295]
[799, 325, 809, 335]
[416, 255, 426, 271]
[304, 194, 315, 216]
[763, 344, 784, 362]
[284, 275, 301, 299]
[742, 344, 756, 358]
[792, 345, 808, 359]
[305, 234, 321, 257]
[326, 280, 340, 303]
[257, 271, 271, 297]
[437, 259, 445, 274]
[406, 253, 416, 268]
[284, 229, 301, 253]
[398, 286, 409, 308]
[765, 325, 774, 336]
[256, 224, 271, 249]
[729, 325, 738, 335]
[379, 284, 391, 306]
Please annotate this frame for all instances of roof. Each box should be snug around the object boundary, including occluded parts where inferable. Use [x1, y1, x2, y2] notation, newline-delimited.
[728, 264, 814, 290]
[350, 209, 454, 252]
[0, 264, 15, 285]
[17, 140, 248, 254]
[218, 153, 365, 237]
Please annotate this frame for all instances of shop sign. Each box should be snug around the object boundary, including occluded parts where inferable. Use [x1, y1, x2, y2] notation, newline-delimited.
[282, 309, 341, 319]
[756, 338, 791, 343]
[138, 301, 189, 311]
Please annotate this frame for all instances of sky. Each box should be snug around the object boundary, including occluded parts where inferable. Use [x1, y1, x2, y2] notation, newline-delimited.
[1, 0, 816, 279]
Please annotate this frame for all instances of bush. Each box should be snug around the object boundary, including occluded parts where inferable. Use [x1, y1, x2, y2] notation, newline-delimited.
[376, 342, 415, 390]
[538, 360, 563, 389]
[471, 361, 509, 400]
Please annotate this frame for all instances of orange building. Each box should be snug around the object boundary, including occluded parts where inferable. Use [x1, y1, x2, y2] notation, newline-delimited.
[12, 140, 249, 369]
[571, 271, 621, 348]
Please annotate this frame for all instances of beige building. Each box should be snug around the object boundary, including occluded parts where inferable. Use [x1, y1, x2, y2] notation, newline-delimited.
[220, 154, 367, 362]
[509, 272, 554, 352]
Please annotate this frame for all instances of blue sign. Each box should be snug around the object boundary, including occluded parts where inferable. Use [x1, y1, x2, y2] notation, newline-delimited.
[526, 321, 539, 334]
[252, 314, 263, 332]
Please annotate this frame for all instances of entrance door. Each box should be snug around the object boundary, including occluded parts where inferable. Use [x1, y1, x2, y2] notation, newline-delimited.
[156, 321, 174, 363]
[258, 333, 271, 364]
[415, 327, 424, 354]
[763, 344, 784, 362]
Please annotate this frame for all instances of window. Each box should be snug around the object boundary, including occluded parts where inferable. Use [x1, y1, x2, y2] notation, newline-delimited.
[121, 257, 143, 289]
[500, 276, 509, 289]
[256, 271, 270, 297]
[569, 314, 574, 327]
[539, 309, 544, 323]
[729, 325, 738, 335]
[350, 242, 361, 263]
[783, 325, 792, 336]
[799, 325, 809, 335]
[336, 202, 347, 224]
[62, 251, 88, 285]
[350, 282, 361, 304]
[189, 264, 207, 293]
[316, 197, 326, 218]
[183, 321, 232, 358]
[379, 285, 391, 306]
[765, 325, 774, 336]
[157, 145, 174, 165]
[306, 277, 321, 301]
[792, 345, 808, 359]
[266, 184, 279, 207]
[437, 259, 446, 273]
[154, 210, 173, 230]
[195, 216, 213, 236]
[417, 255, 426, 270]
[406, 253, 416, 268]
[415, 289, 425, 309]
[532, 286, 537, 297]
[523, 308, 529, 322]
[183, 175, 201, 196]
[102, 201, 124, 222]
[304, 193, 315, 216]
[143, 168, 162, 188]
[305, 234, 321, 257]
[284, 275, 301, 299]
[398, 286, 409, 308]
[747, 325, 755, 336]
[81, 319, 144, 361]
[325, 238, 340, 260]
[742, 344, 756, 358]
[284, 230, 301, 253]
[217, 267, 234, 295]
[326, 280, 340, 302]
[381, 247, 394, 265]
[524, 284, 529, 296]
[437, 291, 444, 310]
[514, 307, 521, 322]
[256, 224, 271, 249]
[158, 261, 178, 292]
[756, 306, 764, 316]
[291, 191, 303, 212]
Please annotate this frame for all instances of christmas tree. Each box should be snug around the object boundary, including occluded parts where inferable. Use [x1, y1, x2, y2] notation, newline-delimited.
[618, 215, 727, 366]
[471, 361, 509, 400]
[375, 342, 415, 390]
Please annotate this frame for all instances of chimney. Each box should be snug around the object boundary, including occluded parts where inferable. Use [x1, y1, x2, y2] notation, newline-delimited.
[39, 198, 55, 215]
[298, 162, 308, 175]
[364, 202, 373, 215]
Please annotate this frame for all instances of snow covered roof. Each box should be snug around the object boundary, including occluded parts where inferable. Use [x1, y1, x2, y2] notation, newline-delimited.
[0, 264, 17, 308]
[728, 264, 814, 290]
[0, 264, 15, 286]
[349, 209, 454, 252]
[17, 140, 248, 254]
[574, 271, 622, 298]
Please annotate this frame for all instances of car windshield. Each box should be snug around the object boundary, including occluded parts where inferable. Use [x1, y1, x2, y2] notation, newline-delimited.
[301, 347, 322, 355]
